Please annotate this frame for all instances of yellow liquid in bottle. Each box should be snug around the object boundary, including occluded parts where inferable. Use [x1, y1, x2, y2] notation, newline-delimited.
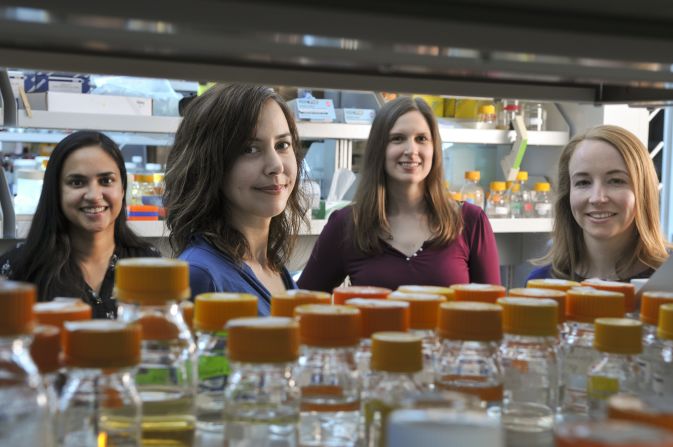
[139, 387, 195, 446]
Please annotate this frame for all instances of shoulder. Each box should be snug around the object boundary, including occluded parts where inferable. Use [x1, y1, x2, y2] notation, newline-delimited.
[459, 201, 485, 224]
[327, 206, 354, 225]
[179, 237, 239, 273]
[526, 265, 553, 281]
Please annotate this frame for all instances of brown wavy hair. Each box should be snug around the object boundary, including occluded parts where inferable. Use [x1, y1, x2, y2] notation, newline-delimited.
[534, 124, 670, 279]
[163, 84, 307, 271]
[352, 96, 462, 254]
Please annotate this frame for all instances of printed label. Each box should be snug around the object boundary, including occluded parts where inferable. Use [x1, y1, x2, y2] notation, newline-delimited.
[587, 376, 620, 400]
[198, 355, 230, 382]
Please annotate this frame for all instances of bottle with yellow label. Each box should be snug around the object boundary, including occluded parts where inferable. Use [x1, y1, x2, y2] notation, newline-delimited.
[587, 318, 643, 419]
[115, 258, 197, 447]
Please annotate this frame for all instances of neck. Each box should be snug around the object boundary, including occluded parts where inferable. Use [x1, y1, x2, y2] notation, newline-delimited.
[386, 181, 426, 215]
[581, 231, 636, 279]
[69, 226, 116, 263]
[231, 214, 272, 267]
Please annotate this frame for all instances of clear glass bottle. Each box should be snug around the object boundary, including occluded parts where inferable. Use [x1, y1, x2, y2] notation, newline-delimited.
[533, 182, 553, 218]
[477, 104, 497, 129]
[486, 181, 510, 219]
[507, 287, 567, 339]
[363, 332, 424, 447]
[397, 285, 456, 301]
[498, 297, 560, 410]
[332, 286, 391, 306]
[270, 289, 331, 317]
[608, 394, 673, 433]
[0, 281, 54, 447]
[497, 100, 522, 130]
[526, 278, 581, 293]
[636, 292, 673, 393]
[524, 103, 547, 131]
[653, 303, 673, 398]
[450, 283, 506, 304]
[435, 302, 504, 408]
[223, 317, 301, 446]
[193, 293, 258, 432]
[58, 320, 142, 446]
[30, 324, 62, 410]
[561, 287, 625, 415]
[294, 304, 361, 447]
[509, 171, 533, 218]
[115, 258, 197, 447]
[34, 298, 93, 329]
[460, 171, 485, 209]
[555, 420, 673, 446]
[581, 278, 637, 318]
[587, 318, 643, 419]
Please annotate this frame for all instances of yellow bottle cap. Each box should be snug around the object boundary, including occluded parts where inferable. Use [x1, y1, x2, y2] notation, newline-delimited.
[114, 258, 190, 304]
[387, 291, 444, 330]
[227, 317, 299, 363]
[333, 286, 391, 305]
[397, 285, 456, 301]
[527, 278, 581, 292]
[0, 281, 36, 336]
[497, 297, 558, 337]
[180, 301, 194, 330]
[608, 394, 673, 433]
[516, 171, 528, 181]
[451, 191, 462, 201]
[271, 289, 331, 317]
[194, 293, 257, 332]
[555, 420, 673, 447]
[490, 181, 506, 191]
[510, 183, 521, 193]
[63, 321, 141, 368]
[508, 287, 566, 323]
[451, 283, 506, 304]
[534, 182, 550, 192]
[34, 298, 92, 329]
[370, 332, 423, 373]
[566, 287, 625, 323]
[479, 105, 496, 115]
[345, 298, 410, 338]
[134, 174, 156, 183]
[594, 318, 642, 354]
[658, 303, 673, 340]
[437, 302, 502, 341]
[640, 292, 673, 327]
[465, 171, 481, 181]
[582, 279, 637, 314]
[30, 325, 61, 374]
[295, 304, 361, 347]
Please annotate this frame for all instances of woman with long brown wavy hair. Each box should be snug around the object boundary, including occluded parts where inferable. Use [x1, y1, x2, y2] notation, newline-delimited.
[298, 96, 500, 291]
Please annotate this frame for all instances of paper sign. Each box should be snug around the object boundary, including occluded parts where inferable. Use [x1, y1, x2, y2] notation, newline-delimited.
[343, 108, 375, 124]
[296, 98, 336, 122]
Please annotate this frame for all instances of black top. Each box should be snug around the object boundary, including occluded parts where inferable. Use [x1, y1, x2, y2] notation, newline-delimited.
[0, 245, 160, 319]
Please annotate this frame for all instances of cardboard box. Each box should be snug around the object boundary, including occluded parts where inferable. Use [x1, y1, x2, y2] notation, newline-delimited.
[24, 72, 90, 94]
[21, 92, 152, 116]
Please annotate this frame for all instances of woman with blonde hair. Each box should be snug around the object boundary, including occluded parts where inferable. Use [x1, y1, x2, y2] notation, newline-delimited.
[298, 96, 500, 291]
[528, 124, 670, 281]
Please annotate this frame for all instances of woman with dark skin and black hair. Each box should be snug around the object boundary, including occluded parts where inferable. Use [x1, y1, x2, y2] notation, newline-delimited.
[0, 131, 159, 318]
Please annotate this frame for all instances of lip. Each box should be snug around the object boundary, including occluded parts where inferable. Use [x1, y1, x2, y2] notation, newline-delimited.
[585, 211, 617, 222]
[398, 161, 422, 170]
[80, 205, 109, 215]
[255, 184, 287, 194]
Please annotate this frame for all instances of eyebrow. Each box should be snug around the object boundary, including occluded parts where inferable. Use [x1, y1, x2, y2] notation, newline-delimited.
[571, 169, 628, 178]
[251, 133, 291, 141]
[64, 172, 117, 178]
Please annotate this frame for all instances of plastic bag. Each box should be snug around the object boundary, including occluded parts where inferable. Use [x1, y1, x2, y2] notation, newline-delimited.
[90, 76, 182, 116]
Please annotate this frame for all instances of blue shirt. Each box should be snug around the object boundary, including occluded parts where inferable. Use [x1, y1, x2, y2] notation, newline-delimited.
[178, 235, 296, 316]
[525, 264, 655, 283]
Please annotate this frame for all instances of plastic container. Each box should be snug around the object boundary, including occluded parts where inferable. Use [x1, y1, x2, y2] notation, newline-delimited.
[58, 320, 142, 446]
[460, 171, 485, 209]
[533, 182, 553, 218]
[332, 286, 391, 305]
[637, 292, 673, 393]
[294, 305, 361, 447]
[115, 258, 197, 446]
[527, 278, 581, 292]
[509, 171, 534, 218]
[653, 303, 673, 398]
[451, 283, 507, 304]
[271, 289, 332, 317]
[193, 293, 258, 431]
[555, 420, 673, 447]
[524, 103, 547, 131]
[223, 317, 300, 446]
[486, 181, 510, 218]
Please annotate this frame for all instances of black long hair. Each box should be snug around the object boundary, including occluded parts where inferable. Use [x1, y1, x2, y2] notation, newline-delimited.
[9, 131, 153, 301]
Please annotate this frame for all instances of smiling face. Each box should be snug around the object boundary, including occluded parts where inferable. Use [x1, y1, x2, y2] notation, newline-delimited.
[384, 110, 434, 187]
[568, 139, 637, 245]
[224, 99, 298, 226]
[60, 145, 124, 235]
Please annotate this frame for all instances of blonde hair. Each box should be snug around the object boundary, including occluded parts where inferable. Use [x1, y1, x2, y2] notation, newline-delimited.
[535, 124, 670, 279]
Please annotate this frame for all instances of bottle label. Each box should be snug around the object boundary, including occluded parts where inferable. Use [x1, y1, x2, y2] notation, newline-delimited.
[587, 376, 620, 400]
[494, 206, 509, 216]
[535, 203, 552, 216]
[136, 368, 171, 386]
[198, 355, 230, 382]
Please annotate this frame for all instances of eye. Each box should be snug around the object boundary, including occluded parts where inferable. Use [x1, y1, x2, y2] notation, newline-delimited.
[243, 145, 260, 155]
[100, 176, 115, 186]
[276, 141, 291, 151]
[68, 178, 84, 187]
[390, 135, 404, 143]
[573, 179, 590, 187]
[416, 135, 431, 143]
[609, 177, 628, 185]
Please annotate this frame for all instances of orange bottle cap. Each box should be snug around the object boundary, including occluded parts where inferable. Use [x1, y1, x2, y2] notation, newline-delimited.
[227, 317, 299, 363]
[114, 258, 190, 304]
[194, 293, 258, 332]
[180, 301, 194, 330]
[641, 292, 673, 327]
[582, 279, 637, 314]
[555, 420, 673, 447]
[271, 289, 331, 317]
[508, 287, 566, 323]
[497, 297, 558, 337]
[594, 318, 642, 355]
[34, 298, 92, 329]
[451, 283, 506, 304]
[437, 302, 502, 341]
[370, 332, 423, 373]
[345, 298, 409, 338]
[534, 182, 550, 192]
[30, 325, 61, 374]
[516, 171, 528, 181]
[527, 278, 581, 291]
[295, 304, 361, 347]
[658, 303, 673, 340]
[0, 281, 36, 336]
[566, 287, 625, 323]
[490, 181, 506, 191]
[137, 314, 181, 341]
[465, 171, 481, 181]
[608, 394, 673, 433]
[387, 291, 444, 330]
[333, 286, 391, 305]
[63, 321, 141, 368]
[397, 285, 456, 301]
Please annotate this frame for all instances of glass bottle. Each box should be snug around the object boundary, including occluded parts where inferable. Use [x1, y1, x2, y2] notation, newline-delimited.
[58, 320, 142, 446]
[34, 298, 93, 330]
[271, 289, 331, 317]
[524, 103, 547, 131]
[193, 293, 258, 432]
[498, 297, 560, 410]
[652, 303, 673, 398]
[533, 182, 553, 218]
[450, 283, 506, 304]
[555, 420, 673, 446]
[635, 292, 673, 392]
[30, 324, 62, 410]
[115, 258, 197, 447]
[223, 317, 301, 446]
[294, 304, 361, 447]
[581, 279, 637, 318]
[486, 181, 510, 219]
[477, 104, 497, 129]
[332, 286, 391, 306]
[507, 287, 567, 339]
[180, 301, 194, 335]
[363, 332, 424, 447]
[460, 171, 485, 209]
[509, 171, 533, 218]
[608, 394, 673, 433]
[397, 285, 456, 301]
[587, 318, 643, 419]
[526, 278, 580, 293]
[497, 100, 522, 130]
[435, 302, 504, 409]
[0, 281, 54, 447]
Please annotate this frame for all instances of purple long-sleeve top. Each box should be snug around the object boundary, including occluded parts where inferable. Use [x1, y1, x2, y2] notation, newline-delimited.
[297, 202, 501, 292]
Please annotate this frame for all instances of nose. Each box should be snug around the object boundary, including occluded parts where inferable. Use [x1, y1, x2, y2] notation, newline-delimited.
[403, 140, 419, 156]
[264, 146, 285, 176]
[589, 182, 608, 204]
[84, 182, 103, 201]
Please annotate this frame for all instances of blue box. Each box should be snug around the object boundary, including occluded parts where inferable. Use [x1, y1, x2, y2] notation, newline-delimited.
[24, 72, 91, 94]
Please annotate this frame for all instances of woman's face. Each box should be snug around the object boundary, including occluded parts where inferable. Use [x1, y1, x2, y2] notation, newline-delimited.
[384, 110, 434, 187]
[568, 139, 637, 245]
[60, 145, 124, 235]
[224, 99, 297, 225]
